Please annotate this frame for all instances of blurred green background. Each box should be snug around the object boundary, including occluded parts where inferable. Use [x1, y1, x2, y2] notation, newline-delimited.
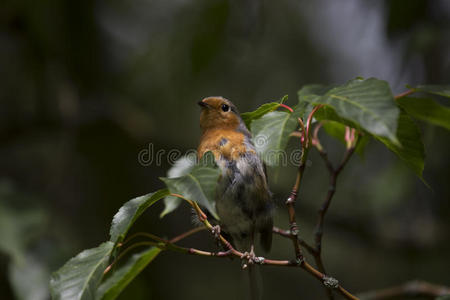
[1, 0, 449, 299]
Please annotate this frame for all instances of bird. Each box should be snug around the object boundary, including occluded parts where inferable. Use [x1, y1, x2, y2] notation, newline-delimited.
[197, 96, 273, 254]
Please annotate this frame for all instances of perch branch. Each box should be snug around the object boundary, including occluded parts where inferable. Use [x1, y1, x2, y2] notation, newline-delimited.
[169, 193, 359, 300]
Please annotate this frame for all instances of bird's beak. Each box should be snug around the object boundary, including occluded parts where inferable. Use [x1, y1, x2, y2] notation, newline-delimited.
[197, 100, 209, 108]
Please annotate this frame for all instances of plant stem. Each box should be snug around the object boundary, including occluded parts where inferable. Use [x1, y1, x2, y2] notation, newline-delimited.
[394, 89, 415, 100]
[272, 226, 316, 254]
[104, 227, 206, 275]
[169, 226, 206, 243]
[122, 232, 168, 246]
[307, 142, 355, 300]
[357, 280, 450, 299]
[286, 146, 309, 260]
[181, 244, 358, 299]
[105, 191, 358, 300]
[164, 113, 361, 299]
[104, 241, 160, 274]
[314, 147, 355, 257]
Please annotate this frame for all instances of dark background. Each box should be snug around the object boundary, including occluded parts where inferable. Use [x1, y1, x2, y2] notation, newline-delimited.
[1, 0, 449, 299]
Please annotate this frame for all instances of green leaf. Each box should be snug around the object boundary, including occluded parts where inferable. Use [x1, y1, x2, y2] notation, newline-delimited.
[251, 105, 305, 166]
[412, 84, 450, 98]
[279, 95, 288, 104]
[50, 242, 114, 300]
[109, 189, 170, 244]
[298, 84, 335, 119]
[298, 84, 335, 97]
[160, 152, 221, 219]
[356, 134, 371, 157]
[322, 120, 346, 144]
[397, 97, 450, 130]
[375, 111, 425, 180]
[321, 121, 370, 157]
[241, 102, 280, 128]
[160, 155, 197, 218]
[301, 78, 400, 145]
[95, 247, 161, 300]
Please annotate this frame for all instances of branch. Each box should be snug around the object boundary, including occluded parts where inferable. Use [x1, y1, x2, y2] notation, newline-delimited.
[169, 226, 206, 243]
[164, 110, 361, 300]
[394, 89, 415, 100]
[272, 226, 315, 255]
[170, 193, 359, 300]
[105, 190, 359, 299]
[171, 193, 241, 256]
[285, 147, 308, 260]
[284, 106, 324, 260]
[357, 280, 450, 299]
[104, 227, 206, 275]
[167, 232, 358, 300]
[314, 146, 355, 257]
[305, 125, 358, 299]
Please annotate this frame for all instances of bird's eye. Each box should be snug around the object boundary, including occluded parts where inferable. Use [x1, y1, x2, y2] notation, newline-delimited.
[221, 104, 230, 112]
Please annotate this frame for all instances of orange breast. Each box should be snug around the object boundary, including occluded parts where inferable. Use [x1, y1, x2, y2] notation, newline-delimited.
[198, 129, 248, 161]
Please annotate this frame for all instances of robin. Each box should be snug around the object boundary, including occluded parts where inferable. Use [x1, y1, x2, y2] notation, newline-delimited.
[197, 96, 273, 254]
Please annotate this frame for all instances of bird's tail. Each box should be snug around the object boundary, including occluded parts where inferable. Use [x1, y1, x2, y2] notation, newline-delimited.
[247, 264, 263, 300]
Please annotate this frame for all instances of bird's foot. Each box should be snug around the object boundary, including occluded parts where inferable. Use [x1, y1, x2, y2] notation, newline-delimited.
[211, 225, 221, 240]
[241, 246, 264, 269]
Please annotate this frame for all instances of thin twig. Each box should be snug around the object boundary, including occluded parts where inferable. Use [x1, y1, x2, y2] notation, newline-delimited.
[285, 145, 309, 260]
[122, 232, 168, 246]
[107, 111, 360, 299]
[357, 280, 450, 299]
[105, 190, 359, 299]
[394, 89, 415, 100]
[280, 103, 294, 113]
[298, 117, 306, 146]
[105, 227, 206, 275]
[167, 231, 358, 300]
[309, 124, 359, 299]
[104, 241, 160, 274]
[171, 193, 241, 257]
[287, 106, 338, 299]
[314, 147, 356, 260]
[305, 105, 323, 147]
[284, 108, 323, 261]
[272, 226, 316, 255]
[170, 193, 359, 300]
[169, 226, 206, 243]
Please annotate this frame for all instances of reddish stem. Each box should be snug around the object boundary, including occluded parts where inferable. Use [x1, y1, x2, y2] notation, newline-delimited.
[394, 89, 415, 100]
[280, 103, 294, 112]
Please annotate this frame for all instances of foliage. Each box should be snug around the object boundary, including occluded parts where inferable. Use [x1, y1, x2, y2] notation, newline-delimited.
[251, 106, 304, 166]
[160, 151, 220, 219]
[241, 102, 280, 128]
[300, 78, 400, 144]
[95, 247, 161, 300]
[109, 190, 170, 244]
[50, 242, 114, 300]
[49, 78, 450, 300]
[397, 97, 450, 130]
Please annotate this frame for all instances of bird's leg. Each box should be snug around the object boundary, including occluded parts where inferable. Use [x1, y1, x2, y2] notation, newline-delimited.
[250, 244, 255, 257]
[241, 245, 258, 269]
[210, 225, 225, 250]
[211, 225, 221, 240]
